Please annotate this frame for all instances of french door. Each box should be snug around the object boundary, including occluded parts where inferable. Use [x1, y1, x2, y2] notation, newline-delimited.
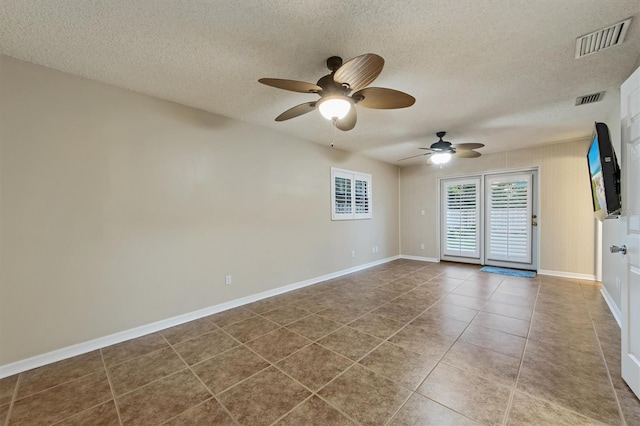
[440, 170, 538, 270]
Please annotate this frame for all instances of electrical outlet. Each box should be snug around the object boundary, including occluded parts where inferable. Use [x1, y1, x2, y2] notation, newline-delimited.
[351, 250, 356, 258]
[420, 243, 425, 250]
[616, 277, 621, 290]
[225, 275, 232, 285]
[375, 246, 379, 252]
[421, 210, 426, 216]
[372, 246, 376, 253]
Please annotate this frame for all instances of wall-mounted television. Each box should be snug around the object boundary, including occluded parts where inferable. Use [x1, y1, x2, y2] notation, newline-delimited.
[586, 122, 621, 221]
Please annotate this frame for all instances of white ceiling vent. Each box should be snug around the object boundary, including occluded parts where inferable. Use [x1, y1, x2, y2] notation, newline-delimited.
[575, 18, 632, 58]
[575, 92, 605, 106]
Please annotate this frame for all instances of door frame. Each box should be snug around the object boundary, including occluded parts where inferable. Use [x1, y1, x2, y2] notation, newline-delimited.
[437, 166, 540, 270]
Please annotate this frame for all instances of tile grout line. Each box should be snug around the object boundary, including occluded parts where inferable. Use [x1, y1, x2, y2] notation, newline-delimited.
[580, 283, 628, 426]
[100, 348, 124, 426]
[3, 373, 20, 426]
[159, 333, 242, 425]
[500, 275, 542, 426]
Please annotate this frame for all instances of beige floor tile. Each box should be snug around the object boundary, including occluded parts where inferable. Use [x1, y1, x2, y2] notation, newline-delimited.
[56, 400, 120, 426]
[101, 333, 168, 367]
[164, 398, 235, 425]
[348, 312, 405, 340]
[117, 369, 211, 425]
[107, 347, 186, 396]
[219, 366, 310, 426]
[192, 345, 269, 394]
[471, 311, 530, 337]
[207, 307, 255, 328]
[318, 364, 411, 426]
[442, 341, 520, 386]
[481, 300, 533, 321]
[245, 327, 311, 363]
[507, 391, 605, 425]
[0, 374, 18, 405]
[221, 315, 279, 343]
[173, 330, 239, 365]
[285, 314, 342, 340]
[17, 350, 104, 398]
[389, 393, 478, 425]
[423, 302, 479, 323]
[417, 363, 511, 425]
[410, 313, 468, 338]
[10, 370, 112, 425]
[359, 342, 438, 390]
[318, 327, 382, 361]
[159, 318, 218, 344]
[275, 395, 356, 425]
[388, 324, 456, 357]
[1, 403, 9, 425]
[277, 343, 352, 391]
[260, 305, 311, 326]
[460, 324, 526, 358]
[317, 305, 371, 324]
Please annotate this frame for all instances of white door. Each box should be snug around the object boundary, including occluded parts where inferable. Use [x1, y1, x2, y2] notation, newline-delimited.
[485, 173, 534, 266]
[440, 177, 481, 263]
[621, 66, 640, 398]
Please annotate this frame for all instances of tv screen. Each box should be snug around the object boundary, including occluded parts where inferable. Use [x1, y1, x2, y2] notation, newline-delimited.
[587, 122, 621, 221]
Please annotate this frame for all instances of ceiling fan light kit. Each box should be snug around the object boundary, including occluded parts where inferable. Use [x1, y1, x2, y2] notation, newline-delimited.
[431, 152, 452, 164]
[259, 53, 415, 132]
[398, 131, 485, 165]
[318, 96, 352, 120]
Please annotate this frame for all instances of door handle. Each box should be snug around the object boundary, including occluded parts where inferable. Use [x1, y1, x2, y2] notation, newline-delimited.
[610, 245, 627, 255]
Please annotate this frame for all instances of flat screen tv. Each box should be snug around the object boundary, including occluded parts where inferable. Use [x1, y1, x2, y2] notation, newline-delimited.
[587, 122, 621, 221]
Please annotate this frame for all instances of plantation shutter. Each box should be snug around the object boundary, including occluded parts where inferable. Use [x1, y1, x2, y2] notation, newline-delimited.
[331, 168, 372, 220]
[354, 178, 370, 215]
[486, 173, 532, 263]
[442, 178, 480, 258]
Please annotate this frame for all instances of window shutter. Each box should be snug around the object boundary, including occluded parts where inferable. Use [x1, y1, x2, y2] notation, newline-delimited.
[486, 174, 532, 263]
[331, 168, 372, 220]
[442, 178, 480, 258]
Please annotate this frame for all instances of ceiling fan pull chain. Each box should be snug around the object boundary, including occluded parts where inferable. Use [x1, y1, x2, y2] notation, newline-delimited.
[331, 117, 337, 147]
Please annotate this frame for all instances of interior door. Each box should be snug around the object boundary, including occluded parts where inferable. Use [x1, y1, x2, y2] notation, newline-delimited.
[620, 65, 640, 398]
[484, 171, 537, 270]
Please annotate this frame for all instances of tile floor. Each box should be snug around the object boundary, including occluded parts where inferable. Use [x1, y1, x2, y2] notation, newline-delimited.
[1, 260, 640, 425]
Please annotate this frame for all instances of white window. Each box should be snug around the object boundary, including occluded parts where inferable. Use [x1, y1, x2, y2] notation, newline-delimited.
[331, 167, 372, 220]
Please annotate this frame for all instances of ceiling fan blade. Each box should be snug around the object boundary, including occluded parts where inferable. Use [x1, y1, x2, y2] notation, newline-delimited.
[455, 150, 481, 158]
[352, 87, 416, 109]
[333, 53, 384, 92]
[398, 153, 429, 161]
[335, 106, 357, 131]
[418, 147, 433, 151]
[275, 102, 317, 121]
[454, 143, 485, 150]
[259, 78, 322, 94]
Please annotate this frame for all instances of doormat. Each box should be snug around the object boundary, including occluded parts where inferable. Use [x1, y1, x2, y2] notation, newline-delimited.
[480, 266, 536, 278]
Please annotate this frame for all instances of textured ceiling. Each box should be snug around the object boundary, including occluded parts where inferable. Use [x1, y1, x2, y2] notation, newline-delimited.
[1, 1, 639, 166]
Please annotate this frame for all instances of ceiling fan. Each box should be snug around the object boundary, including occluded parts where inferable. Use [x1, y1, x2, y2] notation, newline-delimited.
[399, 132, 485, 164]
[258, 53, 415, 131]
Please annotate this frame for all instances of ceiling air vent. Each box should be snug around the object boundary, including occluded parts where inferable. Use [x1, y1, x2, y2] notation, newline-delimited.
[575, 18, 632, 58]
[575, 92, 605, 106]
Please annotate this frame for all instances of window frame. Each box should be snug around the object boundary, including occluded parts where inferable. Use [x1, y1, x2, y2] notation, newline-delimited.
[331, 167, 372, 220]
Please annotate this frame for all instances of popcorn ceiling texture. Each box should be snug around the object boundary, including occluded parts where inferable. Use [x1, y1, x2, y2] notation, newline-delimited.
[1, 0, 639, 164]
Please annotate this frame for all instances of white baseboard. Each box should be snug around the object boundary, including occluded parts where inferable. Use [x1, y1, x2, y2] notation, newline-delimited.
[399, 255, 439, 263]
[600, 286, 622, 328]
[537, 269, 596, 281]
[0, 255, 400, 379]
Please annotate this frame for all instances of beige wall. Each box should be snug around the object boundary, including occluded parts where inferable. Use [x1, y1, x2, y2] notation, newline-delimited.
[0, 56, 400, 366]
[400, 139, 597, 276]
